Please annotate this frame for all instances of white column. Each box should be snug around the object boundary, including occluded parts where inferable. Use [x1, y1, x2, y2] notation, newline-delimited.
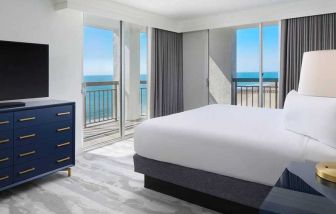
[124, 26, 141, 121]
[113, 30, 121, 120]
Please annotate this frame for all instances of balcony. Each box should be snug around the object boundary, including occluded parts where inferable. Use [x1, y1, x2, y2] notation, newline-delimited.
[83, 81, 147, 146]
[232, 77, 278, 108]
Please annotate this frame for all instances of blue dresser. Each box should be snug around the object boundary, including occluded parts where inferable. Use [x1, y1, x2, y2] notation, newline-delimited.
[0, 100, 75, 190]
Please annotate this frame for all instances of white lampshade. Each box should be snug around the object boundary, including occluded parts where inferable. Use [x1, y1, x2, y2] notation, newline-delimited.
[298, 50, 336, 97]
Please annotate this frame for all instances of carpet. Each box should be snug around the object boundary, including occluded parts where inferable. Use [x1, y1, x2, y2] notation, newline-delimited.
[0, 139, 217, 214]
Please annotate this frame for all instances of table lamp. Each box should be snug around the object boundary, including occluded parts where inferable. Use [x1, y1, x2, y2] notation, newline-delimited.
[298, 50, 336, 183]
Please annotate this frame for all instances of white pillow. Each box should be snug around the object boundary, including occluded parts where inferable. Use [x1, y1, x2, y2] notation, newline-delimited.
[283, 90, 336, 148]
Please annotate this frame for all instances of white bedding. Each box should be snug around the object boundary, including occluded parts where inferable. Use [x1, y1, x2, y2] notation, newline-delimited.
[134, 104, 336, 185]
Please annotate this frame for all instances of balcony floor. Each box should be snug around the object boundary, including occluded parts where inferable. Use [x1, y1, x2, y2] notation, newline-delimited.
[84, 117, 147, 147]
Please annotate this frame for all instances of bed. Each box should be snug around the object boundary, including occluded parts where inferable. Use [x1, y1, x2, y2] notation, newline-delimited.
[133, 104, 336, 213]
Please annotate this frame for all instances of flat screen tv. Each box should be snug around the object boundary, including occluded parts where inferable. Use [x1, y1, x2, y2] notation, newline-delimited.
[0, 40, 49, 107]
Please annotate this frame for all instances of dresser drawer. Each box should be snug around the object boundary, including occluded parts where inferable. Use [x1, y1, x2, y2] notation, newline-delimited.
[14, 108, 49, 128]
[48, 151, 73, 171]
[14, 160, 41, 183]
[0, 113, 13, 131]
[14, 126, 46, 146]
[44, 139, 73, 156]
[50, 121, 73, 141]
[0, 148, 13, 169]
[14, 105, 73, 129]
[0, 130, 13, 150]
[14, 144, 40, 164]
[0, 167, 12, 189]
[49, 105, 73, 122]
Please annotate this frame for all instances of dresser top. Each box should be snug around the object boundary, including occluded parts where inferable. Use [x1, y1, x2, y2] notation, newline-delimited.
[0, 99, 75, 113]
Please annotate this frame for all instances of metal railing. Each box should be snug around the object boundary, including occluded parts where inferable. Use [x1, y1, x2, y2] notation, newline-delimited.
[84, 80, 147, 127]
[84, 81, 119, 127]
[232, 77, 278, 108]
[140, 87, 147, 116]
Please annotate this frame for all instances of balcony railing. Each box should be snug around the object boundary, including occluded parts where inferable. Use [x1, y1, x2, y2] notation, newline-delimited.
[232, 77, 278, 108]
[84, 81, 147, 127]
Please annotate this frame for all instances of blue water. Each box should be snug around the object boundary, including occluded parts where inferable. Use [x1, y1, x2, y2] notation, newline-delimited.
[236, 71, 278, 78]
[84, 74, 148, 122]
[84, 74, 148, 85]
[236, 71, 278, 86]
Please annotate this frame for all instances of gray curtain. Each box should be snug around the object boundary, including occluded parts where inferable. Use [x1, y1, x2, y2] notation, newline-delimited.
[280, 13, 336, 107]
[152, 28, 183, 117]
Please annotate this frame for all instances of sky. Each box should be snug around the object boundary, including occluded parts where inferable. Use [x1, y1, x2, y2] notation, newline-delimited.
[83, 26, 147, 76]
[236, 25, 279, 73]
[84, 24, 279, 77]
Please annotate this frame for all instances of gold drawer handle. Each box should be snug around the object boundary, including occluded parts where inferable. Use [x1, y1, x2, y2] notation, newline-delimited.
[57, 112, 71, 116]
[0, 121, 9, 125]
[57, 127, 71, 132]
[57, 142, 71, 147]
[18, 117, 36, 122]
[0, 139, 10, 144]
[57, 157, 70, 163]
[19, 167, 35, 175]
[0, 176, 9, 181]
[19, 150, 36, 157]
[19, 134, 36, 140]
[0, 157, 9, 162]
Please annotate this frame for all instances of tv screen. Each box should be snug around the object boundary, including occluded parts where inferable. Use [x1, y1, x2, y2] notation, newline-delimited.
[0, 40, 49, 101]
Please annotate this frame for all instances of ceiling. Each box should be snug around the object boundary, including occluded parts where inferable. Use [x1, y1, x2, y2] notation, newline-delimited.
[107, 0, 307, 19]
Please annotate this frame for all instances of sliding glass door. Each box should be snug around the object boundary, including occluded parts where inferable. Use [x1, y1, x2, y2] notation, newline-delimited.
[82, 15, 149, 148]
[262, 24, 280, 108]
[235, 25, 260, 107]
[83, 16, 121, 147]
[209, 22, 280, 108]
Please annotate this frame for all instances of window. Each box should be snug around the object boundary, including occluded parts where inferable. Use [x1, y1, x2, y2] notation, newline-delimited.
[236, 24, 279, 108]
[209, 23, 280, 108]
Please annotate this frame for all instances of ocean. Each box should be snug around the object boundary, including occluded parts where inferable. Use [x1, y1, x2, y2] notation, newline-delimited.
[84, 74, 148, 122]
[236, 71, 278, 79]
[236, 71, 278, 86]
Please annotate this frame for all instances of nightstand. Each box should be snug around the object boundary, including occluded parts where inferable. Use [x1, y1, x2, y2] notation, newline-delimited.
[260, 162, 336, 214]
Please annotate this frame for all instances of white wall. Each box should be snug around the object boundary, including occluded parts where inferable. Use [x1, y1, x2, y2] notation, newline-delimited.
[183, 30, 209, 110]
[0, 0, 84, 153]
[209, 28, 236, 104]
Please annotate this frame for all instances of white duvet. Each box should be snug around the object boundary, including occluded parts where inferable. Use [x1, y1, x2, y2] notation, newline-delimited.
[134, 104, 336, 185]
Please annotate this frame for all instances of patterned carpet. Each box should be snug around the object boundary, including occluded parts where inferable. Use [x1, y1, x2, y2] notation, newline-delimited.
[0, 139, 217, 214]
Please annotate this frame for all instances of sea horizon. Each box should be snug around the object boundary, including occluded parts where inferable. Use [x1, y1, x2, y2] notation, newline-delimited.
[83, 71, 279, 82]
[84, 74, 148, 83]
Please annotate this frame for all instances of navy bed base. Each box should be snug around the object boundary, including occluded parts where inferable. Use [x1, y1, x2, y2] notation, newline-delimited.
[134, 154, 271, 213]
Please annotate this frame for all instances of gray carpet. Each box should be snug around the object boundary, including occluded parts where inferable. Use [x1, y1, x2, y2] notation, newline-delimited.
[0, 139, 217, 214]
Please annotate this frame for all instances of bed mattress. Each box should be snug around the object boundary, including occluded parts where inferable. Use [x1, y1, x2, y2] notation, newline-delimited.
[134, 104, 336, 185]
